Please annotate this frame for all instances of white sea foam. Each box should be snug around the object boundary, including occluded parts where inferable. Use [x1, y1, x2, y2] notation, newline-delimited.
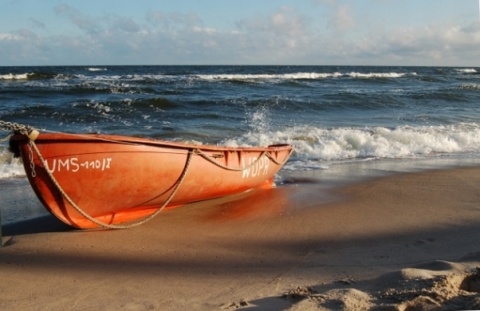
[459, 83, 480, 90]
[0, 162, 25, 179]
[85, 102, 112, 114]
[345, 72, 410, 79]
[2, 123, 480, 180]
[0, 73, 31, 80]
[195, 71, 411, 82]
[222, 123, 480, 170]
[20, 71, 412, 85]
[456, 68, 477, 74]
[196, 72, 339, 81]
[0, 147, 25, 179]
[87, 67, 107, 72]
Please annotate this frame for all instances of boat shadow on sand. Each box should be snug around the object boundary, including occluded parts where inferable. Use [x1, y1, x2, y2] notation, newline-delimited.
[1, 178, 332, 238]
[1, 183, 314, 237]
[3, 215, 72, 237]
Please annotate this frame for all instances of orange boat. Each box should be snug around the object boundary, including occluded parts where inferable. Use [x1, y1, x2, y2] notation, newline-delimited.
[7, 127, 293, 229]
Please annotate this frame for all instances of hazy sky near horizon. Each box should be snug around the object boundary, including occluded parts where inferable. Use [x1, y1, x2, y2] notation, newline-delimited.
[1, 0, 479, 66]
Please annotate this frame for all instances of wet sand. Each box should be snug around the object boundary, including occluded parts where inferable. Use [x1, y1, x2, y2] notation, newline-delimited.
[1, 167, 480, 310]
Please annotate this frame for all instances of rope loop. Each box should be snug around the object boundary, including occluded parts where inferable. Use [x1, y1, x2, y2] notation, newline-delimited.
[194, 147, 292, 170]
[194, 148, 267, 171]
[2, 119, 292, 229]
[30, 142, 194, 229]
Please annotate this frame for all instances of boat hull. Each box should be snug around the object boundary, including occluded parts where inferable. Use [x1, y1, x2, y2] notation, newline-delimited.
[11, 133, 293, 229]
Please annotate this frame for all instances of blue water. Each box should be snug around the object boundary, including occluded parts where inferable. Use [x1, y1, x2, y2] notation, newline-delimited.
[1, 65, 480, 182]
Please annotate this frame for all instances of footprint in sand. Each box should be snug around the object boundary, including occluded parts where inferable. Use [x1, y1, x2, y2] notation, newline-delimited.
[405, 237, 435, 248]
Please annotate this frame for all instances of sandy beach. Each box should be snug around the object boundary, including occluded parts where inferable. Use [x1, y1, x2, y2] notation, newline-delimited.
[1, 166, 480, 310]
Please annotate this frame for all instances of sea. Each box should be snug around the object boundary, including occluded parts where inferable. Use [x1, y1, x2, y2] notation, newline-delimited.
[1, 65, 480, 224]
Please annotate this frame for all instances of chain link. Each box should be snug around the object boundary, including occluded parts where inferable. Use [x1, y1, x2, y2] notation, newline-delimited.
[0, 133, 12, 143]
[28, 141, 36, 178]
[2, 118, 292, 229]
[0, 120, 34, 135]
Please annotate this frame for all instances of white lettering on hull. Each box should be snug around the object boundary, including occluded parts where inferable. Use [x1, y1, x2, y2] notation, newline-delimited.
[242, 156, 269, 178]
[46, 157, 112, 173]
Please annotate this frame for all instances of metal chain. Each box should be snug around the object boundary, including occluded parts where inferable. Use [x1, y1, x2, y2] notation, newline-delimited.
[0, 120, 34, 135]
[0, 133, 12, 143]
[27, 141, 36, 178]
[2, 118, 292, 229]
[0, 118, 193, 229]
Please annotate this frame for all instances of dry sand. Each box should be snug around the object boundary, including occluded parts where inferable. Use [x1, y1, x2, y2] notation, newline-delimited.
[1, 167, 480, 310]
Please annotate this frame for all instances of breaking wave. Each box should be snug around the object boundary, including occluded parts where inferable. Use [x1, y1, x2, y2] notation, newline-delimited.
[2, 65, 480, 179]
[456, 68, 478, 74]
[87, 67, 108, 72]
[223, 123, 480, 170]
[0, 73, 32, 80]
[194, 72, 412, 82]
[0, 146, 24, 179]
[0, 70, 415, 84]
[3, 122, 480, 179]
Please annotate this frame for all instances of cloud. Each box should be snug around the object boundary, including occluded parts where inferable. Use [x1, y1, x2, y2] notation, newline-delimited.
[29, 18, 46, 30]
[0, 29, 56, 64]
[328, 5, 356, 32]
[1, 3, 479, 66]
[324, 21, 480, 65]
[391, 22, 480, 63]
[146, 10, 204, 31]
[54, 4, 103, 34]
[0, 33, 21, 41]
[311, 0, 337, 6]
[234, 6, 310, 60]
[107, 16, 141, 34]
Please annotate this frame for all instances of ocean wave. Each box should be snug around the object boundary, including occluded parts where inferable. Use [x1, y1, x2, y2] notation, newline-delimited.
[87, 67, 107, 72]
[298, 124, 480, 161]
[0, 72, 65, 80]
[195, 72, 338, 81]
[0, 146, 25, 179]
[2, 65, 480, 179]
[52, 73, 82, 80]
[345, 72, 411, 79]
[0, 70, 415, 85]
[459, 83, 480, 90]
[0, 73, 32, 80]
[223, 123, 480, 167]
[456, 68, 477, 74]
[2, 122, 480, 180]
[194, 71, 412, 82]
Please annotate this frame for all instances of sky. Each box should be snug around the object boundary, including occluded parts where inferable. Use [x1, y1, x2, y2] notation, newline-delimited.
[0, 0, 479, 66]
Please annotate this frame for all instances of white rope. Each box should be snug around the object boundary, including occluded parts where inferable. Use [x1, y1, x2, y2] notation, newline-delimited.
[194, 147, 293, 170]
[5, 119, 292, 229]
[30, 141, 193, 229]
[194, 149, 267, 171]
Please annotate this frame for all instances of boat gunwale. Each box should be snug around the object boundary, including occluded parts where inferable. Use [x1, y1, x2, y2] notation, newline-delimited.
[8, 131, 293, 229]
[11, 132, 293, 153]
